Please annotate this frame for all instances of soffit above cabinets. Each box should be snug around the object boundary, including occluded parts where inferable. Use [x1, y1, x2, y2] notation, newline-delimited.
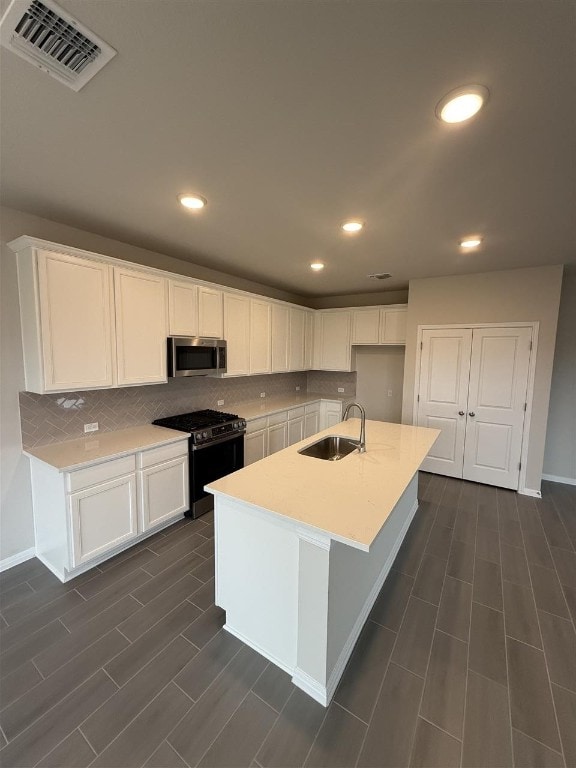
[1, 1, 575, 297]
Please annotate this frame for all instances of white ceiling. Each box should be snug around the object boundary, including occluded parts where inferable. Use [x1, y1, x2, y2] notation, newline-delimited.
[1, 0, 575, 297]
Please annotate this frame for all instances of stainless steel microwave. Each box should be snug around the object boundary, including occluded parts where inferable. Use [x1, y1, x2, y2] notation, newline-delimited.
[167, 337, 227, 377]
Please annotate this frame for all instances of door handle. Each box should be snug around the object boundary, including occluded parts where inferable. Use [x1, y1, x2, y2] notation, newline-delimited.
[469, 412, 476, 417]
[458, 411, 465, 416]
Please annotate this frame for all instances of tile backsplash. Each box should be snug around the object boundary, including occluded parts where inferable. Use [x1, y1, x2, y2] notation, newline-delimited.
[19, 371, 356, 449]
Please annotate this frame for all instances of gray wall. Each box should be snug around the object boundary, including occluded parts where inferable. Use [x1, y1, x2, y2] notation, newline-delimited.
[310, 289, 408, 309]
[543, 265, 576, 481]
[402, 266, 564, 493]
[355, 347, 404, 423]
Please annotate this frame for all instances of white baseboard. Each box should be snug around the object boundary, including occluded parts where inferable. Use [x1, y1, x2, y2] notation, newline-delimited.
[292, 667, 328, 706]
[223, 623, 294, 677]
[324, 498, 420, 704]
[0, 547, 36, 573]
[542, 474, 576, 486]
[518, 487, 542, 498]
[35, 551, 66, 581]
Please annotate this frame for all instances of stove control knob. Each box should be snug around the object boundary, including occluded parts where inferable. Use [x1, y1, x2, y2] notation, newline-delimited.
[202, 431, 208, 439]
[234, 422, 239, 429]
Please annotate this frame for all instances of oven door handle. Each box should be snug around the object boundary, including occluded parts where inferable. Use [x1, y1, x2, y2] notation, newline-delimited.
[191, 432, 246, 451]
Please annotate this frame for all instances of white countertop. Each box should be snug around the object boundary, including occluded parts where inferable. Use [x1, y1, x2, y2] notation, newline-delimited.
[24, 425, 190, 472]
[207, 419, 440, 551]
[233, 392, 351, 421]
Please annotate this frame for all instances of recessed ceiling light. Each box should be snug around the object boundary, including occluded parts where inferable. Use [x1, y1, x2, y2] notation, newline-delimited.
[436, 85, 489, 124]
[342, 221, 364, 233]
[310, 262, 325, 271]
[178, 194, 207, 210]
[460, 236, 483, 249]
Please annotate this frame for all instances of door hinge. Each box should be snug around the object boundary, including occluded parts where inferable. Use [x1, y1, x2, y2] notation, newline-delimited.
[420, 341, 423, 350]
[524, 402, 527, 411]
[518, 461, 522, 470]
[529, 340, 533, 350]
[417, 394, 420, 402]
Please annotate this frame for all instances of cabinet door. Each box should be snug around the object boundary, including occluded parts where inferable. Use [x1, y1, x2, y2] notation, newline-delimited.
[287, 417, 304, 446]
[271, 304, 290, 372]
[139, 455, 189, 532]
[115, 268, 167, 385]
[304, 311, 315, 370]
[37, 250, 114, 391]
[69, 474, 138, 567]
[224, 294, 250, 375]
[380, 308, 407, 344]
[268, 422, 287, 454]
[250, 299, 271, 374]
[352, 308, 380, 344]
[320, 401, 343, 430]
[245, 430, 267, 465]
[289, 308, 306, 371]
[168, 280, 198, 336]
[198, 286, 223, 338]
[304, 411, 319, 438]
[319, 312, 351, 370]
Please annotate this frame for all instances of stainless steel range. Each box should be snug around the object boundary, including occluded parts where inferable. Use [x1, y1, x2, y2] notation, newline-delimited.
[153, 409, 246, 518]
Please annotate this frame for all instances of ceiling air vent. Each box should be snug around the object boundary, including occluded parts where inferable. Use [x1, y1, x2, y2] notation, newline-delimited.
[367, 273, 392, 280]
[0, 0, 116, 91]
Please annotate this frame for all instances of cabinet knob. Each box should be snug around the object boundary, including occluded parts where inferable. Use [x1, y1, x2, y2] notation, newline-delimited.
[458, 411, 465, 416]
[469, 412, 476, 417]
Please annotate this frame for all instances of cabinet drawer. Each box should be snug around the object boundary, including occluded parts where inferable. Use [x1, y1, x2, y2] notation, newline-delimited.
[67, 455, 136, 492]
[304, 402, 320, 415]
[138, 440, 188, 469]
[288, 406, 305, 420]
[268, 410, 287, 427]
[246, 417, 268, 434]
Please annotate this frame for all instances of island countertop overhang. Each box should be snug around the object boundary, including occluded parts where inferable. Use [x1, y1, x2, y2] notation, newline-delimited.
[206, 419, 440, 551]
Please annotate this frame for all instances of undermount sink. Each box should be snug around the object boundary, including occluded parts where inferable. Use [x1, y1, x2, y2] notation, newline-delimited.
[298, 435, 359, 461]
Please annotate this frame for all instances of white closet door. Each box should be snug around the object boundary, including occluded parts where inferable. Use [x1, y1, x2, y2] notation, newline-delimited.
[417, 329, 472, 477]
[463, 327, 531, 489]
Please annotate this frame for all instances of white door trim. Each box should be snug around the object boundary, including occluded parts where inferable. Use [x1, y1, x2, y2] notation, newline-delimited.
[412, 322, 539, 494]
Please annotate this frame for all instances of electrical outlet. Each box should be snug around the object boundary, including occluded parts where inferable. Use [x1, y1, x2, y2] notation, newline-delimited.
[84, 422, 99, 433]
[295, 386, 300, 391]
[260, 392, 266, 398]
[388, 390, 393, 397]
[338, 387, 345, 393]
[217, 399, 224, 406]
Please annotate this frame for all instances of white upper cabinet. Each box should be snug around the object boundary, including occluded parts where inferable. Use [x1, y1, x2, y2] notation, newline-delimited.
[352, 305, 407, 345]
[250, 299, 271, 374]
[271, 304, 290, 372]
[304, 311, 314, 370]
[224, 293, 251, 376]
[114, 267, 167, 386]
[351, 308, 381, 344]
[315, 311, 352, 371]
[198, 286, 223, 338]
[168, 280, 198, 336]
[380, 307, 407, 344]
[289, 308, 306, 371]
[17, 248, 115, 393]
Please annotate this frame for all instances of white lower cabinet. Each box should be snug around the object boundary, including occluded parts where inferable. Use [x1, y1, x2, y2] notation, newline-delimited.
[304, 403, 320, 438]
[268, 422, 287, 454]
[30, 438, 189, 582]
[245, 429, 267, 465]
[287, 417, 304, 446]
[69, 474, 138, 568]
[319, 400, 344, 429]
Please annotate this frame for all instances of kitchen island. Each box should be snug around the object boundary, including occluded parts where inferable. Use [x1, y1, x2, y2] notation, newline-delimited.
[206, 418, 439, 705]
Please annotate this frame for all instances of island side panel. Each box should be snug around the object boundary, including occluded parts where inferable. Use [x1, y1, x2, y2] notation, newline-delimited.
[325, 472, 419, 698]
[214, 496, 299, 673]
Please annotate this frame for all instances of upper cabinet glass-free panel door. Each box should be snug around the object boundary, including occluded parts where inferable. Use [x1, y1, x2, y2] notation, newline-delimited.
[380, 308, 407, 344]
[318, 311, 352, 371]
[250, 299, 271, 374]
[271, 304, 290, 373]
[114, 268, 167, 386]
[224, 293, 251, 376]
[352, 308, 380, 344]
[198, 286, 223, 338]
[168, 280, 198, 337]
[35, 250, 115, 392]
[289, 308, 306, 371]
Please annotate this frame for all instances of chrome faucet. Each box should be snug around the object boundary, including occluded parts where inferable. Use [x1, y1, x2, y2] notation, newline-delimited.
[343, 402, 366, 453]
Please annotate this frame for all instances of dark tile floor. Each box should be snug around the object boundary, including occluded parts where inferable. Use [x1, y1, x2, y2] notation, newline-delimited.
[1, 475, 575, 767]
